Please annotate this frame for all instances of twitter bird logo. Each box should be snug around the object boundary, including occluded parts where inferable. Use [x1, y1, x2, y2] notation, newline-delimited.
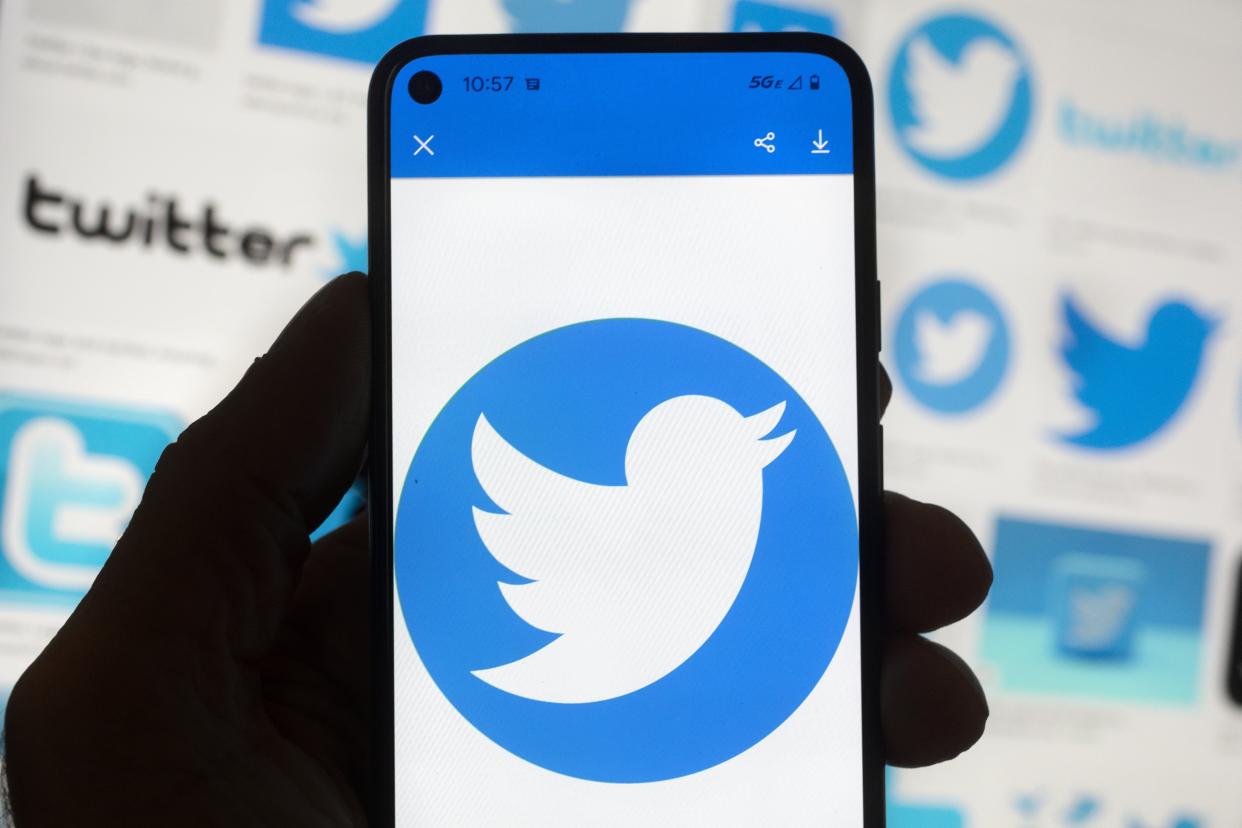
[894, 279, 1011, 414]
[1063, 581, 1138, 654]
[257, 0, 427, 64]
[889, 13, 1033, 180]
[1059, 295, 1218, 450]
[470, 396, 793, 704]
[913, 308, 993, 385]
[903, 33, 1022, 159]
[327, 229, 367, 281]
[291, 0, 397, 32]
[396, 319, 858, 782]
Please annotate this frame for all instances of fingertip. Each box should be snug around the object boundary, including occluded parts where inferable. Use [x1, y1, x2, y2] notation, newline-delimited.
[882, 635, 988, 767]
[885, 492, 992, 633]
[270, 272, 370, 362]
[203, 271, 371, 528]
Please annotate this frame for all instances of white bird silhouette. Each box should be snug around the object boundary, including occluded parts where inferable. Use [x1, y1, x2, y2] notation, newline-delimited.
[903, 33, 1022, 159]
[1065, 585, 1136, 650]
[470, 395, 794, 704]
[914, 309, 993, 384]
[291, 0, 397, 32]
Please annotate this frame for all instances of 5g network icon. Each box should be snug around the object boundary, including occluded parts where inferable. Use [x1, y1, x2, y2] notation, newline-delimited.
[889, 12, 1034, 180]
[396, 319, 858, 782]
[0, 395, 179, 604]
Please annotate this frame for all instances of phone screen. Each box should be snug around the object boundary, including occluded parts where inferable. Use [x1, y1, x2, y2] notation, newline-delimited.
[382, 43, 873, 824]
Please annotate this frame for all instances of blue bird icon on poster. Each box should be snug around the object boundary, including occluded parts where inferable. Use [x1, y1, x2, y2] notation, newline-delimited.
[1058, 294, 1217, 450]
[888, 12, 1034, 180]
[893, 279, 1011, 415]
[257, 0, 429, 64]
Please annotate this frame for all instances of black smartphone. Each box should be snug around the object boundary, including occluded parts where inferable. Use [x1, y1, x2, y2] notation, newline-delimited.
[369, 33, 882, 825]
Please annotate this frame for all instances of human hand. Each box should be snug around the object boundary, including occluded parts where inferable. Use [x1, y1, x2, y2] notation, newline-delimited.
[877, 369, 992, 767]
[4, 274, 989, 826]
[6, 274, 373, 826]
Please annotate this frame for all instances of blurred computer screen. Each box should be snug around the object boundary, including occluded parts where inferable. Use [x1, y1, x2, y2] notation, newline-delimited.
[1, 1, 1239, 824]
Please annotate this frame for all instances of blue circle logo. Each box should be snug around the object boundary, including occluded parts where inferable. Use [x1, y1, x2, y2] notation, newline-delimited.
[396, 319, 858, 782]
[894, 279, 1011, 414]
[889, 12, 1033, 180]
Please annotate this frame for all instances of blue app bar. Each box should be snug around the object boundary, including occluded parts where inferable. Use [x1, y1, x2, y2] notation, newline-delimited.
[389, 51, 854, 177]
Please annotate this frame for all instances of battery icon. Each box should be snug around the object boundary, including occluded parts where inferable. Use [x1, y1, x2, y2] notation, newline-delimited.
[809, 74, 820, 90]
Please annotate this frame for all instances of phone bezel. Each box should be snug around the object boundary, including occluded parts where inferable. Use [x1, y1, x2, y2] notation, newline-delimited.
[368, 32, 883, 826]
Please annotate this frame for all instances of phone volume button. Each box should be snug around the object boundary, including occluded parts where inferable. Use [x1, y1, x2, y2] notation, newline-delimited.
[875, 280, 882, 354]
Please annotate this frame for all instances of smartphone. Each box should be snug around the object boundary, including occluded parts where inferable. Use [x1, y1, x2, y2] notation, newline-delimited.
[369, 34, 881, 825]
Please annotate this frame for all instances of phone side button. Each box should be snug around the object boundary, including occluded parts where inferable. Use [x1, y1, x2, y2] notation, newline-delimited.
[875, 280, 882, 354]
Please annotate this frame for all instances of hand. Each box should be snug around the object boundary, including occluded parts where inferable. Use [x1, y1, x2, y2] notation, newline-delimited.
[4, 274, 989, 826]
[878, 369, 992, 767]
[6, 275, 372, 827]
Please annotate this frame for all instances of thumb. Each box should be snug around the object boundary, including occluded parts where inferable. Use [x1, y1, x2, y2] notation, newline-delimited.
[82, 272, 371, 657]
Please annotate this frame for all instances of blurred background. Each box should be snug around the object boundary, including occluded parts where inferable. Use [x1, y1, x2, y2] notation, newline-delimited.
[1, 0, 1239, 824]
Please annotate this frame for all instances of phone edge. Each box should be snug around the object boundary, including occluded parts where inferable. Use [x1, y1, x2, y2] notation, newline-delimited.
[367, 31, 884, 827]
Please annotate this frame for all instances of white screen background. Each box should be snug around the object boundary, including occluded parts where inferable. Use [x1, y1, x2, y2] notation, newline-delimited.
[390, 173, 861, 825]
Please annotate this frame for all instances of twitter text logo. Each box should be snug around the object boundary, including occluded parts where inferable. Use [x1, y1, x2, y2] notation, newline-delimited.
[396, 319, 858, 782]
[889, 12, 1033, 180]
[893, 279, 1011, 414]
[257, 0, 428, 65]
[0, 395, 179, 603]
[1058, 294, 1217, 450]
